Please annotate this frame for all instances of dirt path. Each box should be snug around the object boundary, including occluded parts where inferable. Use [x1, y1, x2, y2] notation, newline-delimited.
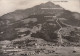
[56, 18, 63, 46]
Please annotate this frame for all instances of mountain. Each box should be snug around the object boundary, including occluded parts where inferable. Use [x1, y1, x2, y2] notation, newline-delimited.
[0, 1, 63, 40]
[0, 1, 64, 21]
[0, 1, 80, 26]
[0, 1, 80, 45]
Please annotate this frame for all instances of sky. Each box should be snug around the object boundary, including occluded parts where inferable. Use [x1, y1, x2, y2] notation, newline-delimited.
[0, 0, 80, 16]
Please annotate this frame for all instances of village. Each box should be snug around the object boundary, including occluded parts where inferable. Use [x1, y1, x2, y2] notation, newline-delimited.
[0, 36, 80, 56]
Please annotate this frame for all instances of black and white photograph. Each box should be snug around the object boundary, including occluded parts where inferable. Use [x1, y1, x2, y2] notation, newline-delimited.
[0, 0, 80, 56]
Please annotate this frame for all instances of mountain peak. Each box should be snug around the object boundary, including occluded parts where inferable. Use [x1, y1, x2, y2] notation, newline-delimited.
[45, 1, 55, 5]
[39, 1, 63, 9]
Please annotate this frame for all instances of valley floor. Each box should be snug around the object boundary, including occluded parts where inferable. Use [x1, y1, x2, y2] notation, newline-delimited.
[1, 46, 80, 56]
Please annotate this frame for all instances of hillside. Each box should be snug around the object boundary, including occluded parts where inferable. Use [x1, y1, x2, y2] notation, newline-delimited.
[0, 1, 80, 44]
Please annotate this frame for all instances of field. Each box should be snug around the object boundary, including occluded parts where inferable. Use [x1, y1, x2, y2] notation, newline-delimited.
[29, 46, 80, 56]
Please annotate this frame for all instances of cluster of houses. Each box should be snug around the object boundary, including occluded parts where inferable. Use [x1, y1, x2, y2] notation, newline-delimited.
[0, 39, 58, 56]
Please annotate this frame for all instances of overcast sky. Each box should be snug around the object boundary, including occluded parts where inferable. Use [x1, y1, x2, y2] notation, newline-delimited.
[0, 0, 80, 16]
